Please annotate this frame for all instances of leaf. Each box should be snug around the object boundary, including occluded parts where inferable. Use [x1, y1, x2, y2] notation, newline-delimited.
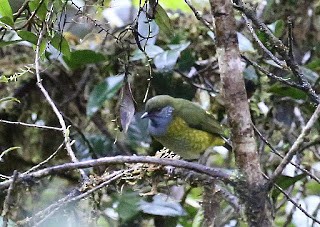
[51, 33, 71, 59]
[130, 45, 164, 61]
[86, 74, 124, 117]
[17, 30, 38, 45]
[0, 0, 13, 26]
[154, 42, 190, 71]
[63, 50, 106, 70]
[139, 194, 186, 217]
[274, 20, 285, 38]
[268, 83, 307, 100]
[29, 0, 48, 21]
[272, 174, 306, 202]
[116, 192, 141, 222]
[119, 81, 135, 133]
[0, 40, 21, 47]
[154, 4, 174, 38]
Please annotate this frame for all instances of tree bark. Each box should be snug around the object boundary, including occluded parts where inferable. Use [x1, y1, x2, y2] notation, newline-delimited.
[209, 0, 273, 226]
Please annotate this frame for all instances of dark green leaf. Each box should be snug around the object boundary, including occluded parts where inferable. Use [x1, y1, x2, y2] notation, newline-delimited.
[63, 50, 106, 70]
[154, 4, 174, 38]
[0, 0, 13, 26]
[139, 194, 186, 217]
[29, 0, 48, 21]
[51, 33, 71, 59]
[0, 40, 21, 47]
[116, 192, 141, 222]
[17, 30, 38, 45]
[86, 74, 124, 117]
[272, 174, 306, 202]
[274, 20, 285, 37]
[268, 83, 307, 100]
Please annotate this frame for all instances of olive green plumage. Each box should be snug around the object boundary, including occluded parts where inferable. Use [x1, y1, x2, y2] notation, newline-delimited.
[142, 95, 227, 159]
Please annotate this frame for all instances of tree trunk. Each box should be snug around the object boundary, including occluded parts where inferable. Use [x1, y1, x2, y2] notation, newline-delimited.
[209, 0, 273, 226]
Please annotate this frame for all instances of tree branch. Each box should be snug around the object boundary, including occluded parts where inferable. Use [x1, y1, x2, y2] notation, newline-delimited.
[0, 156, 233, 190]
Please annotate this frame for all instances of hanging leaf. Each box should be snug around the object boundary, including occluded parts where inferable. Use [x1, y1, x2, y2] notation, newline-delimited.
[154, 4, 174, 38]
[119, 80, 135, 133]
[86, 74, 124, 117]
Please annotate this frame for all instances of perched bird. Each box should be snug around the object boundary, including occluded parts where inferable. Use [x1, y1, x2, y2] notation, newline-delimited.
[141, 95, 228, 160]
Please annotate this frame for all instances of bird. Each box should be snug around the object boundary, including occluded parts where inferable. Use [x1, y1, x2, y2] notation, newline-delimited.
[141, 95, 228, 160]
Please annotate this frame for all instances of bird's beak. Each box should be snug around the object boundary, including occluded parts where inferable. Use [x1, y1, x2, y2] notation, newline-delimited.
[141, 112, 149, 119]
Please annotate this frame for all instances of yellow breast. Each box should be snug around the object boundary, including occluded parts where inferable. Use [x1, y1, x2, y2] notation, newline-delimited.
[154, 117, 224, 159]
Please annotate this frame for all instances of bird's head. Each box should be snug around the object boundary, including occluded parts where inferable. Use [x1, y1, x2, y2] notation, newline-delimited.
[141, 95, 175, 136]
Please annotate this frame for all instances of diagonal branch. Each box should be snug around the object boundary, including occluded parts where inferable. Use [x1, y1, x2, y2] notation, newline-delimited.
[270, 105, 320, 183]
[34, 4, 88, 181]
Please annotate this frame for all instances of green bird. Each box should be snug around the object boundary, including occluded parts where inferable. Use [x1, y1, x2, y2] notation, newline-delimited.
[141, 95, 228, 160]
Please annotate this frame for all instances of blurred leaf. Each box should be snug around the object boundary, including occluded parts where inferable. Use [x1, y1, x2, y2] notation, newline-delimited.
[0, 0, 13, 26]
[300, 66, 319, 86]
[155, 4, 174, 38]
[130, 45, 164, 61]
[87, 74, 124, 117]
[0, 218, 15, 226]
[139, 194, 186, 216]
[268, 83, 307, 100]
[116, 192, 141, 222]
[0, 96, 20, 103]
[272, 174, 306, 202]
[29, 0, 48, 21]
[17, 30, 38, 45]
[63, 50, 106, 70]
[133, 0, 191, 12]
[243, 65, 258, 83]
[51, 33, 71, 59]
[237, 32, 255, 53]
[119, 81, 135, 133]
[264, 59, 286, 68]
[274, 20, 285, 37]
[154, 42, 190, 71]
[0, 40, 21, 47]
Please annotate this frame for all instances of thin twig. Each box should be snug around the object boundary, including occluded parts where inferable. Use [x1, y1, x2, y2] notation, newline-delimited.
[0, 119, 62, 131]
[270, 105, 320, 183]
[23, 142, 65, 174]
[242, 55, 303, 89]
[243, 15, 288, 69]
[1, 170, 19, 227]
[34, 4, 88, 181]
[184, 0, 215, 32]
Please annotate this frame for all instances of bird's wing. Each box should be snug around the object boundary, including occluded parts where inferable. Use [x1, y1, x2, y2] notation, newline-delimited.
[175, 99, 226, 137]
